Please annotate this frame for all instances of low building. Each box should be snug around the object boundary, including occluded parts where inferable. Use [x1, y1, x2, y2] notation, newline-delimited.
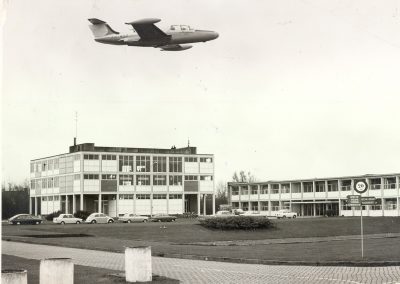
[228, 173, 400, 217]
[30, 142, 215, 217]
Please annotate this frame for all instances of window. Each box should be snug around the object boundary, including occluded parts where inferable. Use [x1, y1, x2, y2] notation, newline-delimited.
[169, 157, 182, 172]
[153, 156, 166, 172]
[48, 160, 54, 171]
[260, 185, 268, 194]
[83, 154, 99, 160]
[241, 188, 249, 195]
[136, 156, 150, 172]
[315, 182, 325, 192]
[102, 174, 116, 180]
[303, 183, 313, 193]
[42, 162, 47, 171]
[48, 178, 53, 188]
[136, 194, 150, 199]
[384, 199, 397, 210]
[328, 182, 338, 192]
[200, 176, 213, 181]
[84, 174, 99, 180]
[231, 187, 239, 195]
[136, 175, 150, 185]
[54, 158, 59, 169]
[74, 154, 81, 161]
[251, 188, 258, 195]
[185, 175, 198, 181]
[102, 154, 116, 160]
[42, 179, 47, 188]
[119, 175, 134, 186]
[271, 184, 279, 194]
[153, 175, 167, 186]
[184, 157, 197, 162]
[30, 163, 34, 173]
[261, 202, 269, 211]
[169, 175, 182, 186]
[48, 196, 53, 201]
[281, 184, 290, 194]
[200, 157, 213, 163]
[30, 180, 35, 189]
[169, 194, 182, 199]
[74, 174, 80, 180]
[119, 194, 133, 200]
[119, 155, 134, 172]
[153, 194, 167, 199]
[42, 196, 47, 201]
[54, 177, 59, 187]
[54, 196, 59, 201]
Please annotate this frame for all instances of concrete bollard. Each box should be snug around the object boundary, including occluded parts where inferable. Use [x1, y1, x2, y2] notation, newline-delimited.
[40, 258, 73, 284]
[125, 246, 152, 282]
[1, 269, 27, 284]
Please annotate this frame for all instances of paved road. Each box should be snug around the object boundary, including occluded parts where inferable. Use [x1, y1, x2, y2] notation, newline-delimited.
[3, 241, 400, 284]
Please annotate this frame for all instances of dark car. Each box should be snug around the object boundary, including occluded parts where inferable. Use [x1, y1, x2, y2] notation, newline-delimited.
[8, 214, 43, 225]
[150, 213, 177, 222]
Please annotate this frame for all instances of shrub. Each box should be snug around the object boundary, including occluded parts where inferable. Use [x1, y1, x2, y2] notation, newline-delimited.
[199, 216, 274, 230]
[45, 210, 62, 221]
[74, 210, 91, 220]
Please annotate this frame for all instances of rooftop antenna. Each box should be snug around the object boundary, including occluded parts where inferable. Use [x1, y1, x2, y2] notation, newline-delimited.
[74, 111, 78, 146]
[187, 138, 190, 147]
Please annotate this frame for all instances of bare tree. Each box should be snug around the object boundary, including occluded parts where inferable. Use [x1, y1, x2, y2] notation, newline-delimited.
[232, 171, 257, 182]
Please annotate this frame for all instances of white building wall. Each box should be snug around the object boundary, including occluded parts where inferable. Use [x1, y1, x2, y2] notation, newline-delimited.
[73, 161, 81, 173]
[84, 160, 100, 172]
[119, 185, 135, 192]
[200, 163, 213, 174]
[136, 186, 151, 192]
[136, 200, 151, 215]
[168, 200, 183, 214]
[199, 181, 213, 193]
[73, 180, 81, 193]
[118, 200, 134, 215]
[168, 186, 183, 192]
[152, 200, 168, 214]
[109, 200, 117, 217]
[101, 160, 117, 172]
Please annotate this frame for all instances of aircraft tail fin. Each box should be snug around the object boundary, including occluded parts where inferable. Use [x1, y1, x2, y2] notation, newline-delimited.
[88, 18, 119, 37]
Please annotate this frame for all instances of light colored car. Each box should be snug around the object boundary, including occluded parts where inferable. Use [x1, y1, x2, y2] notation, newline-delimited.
[214, 210, 235, 217]
[241, 211, 268, 217]
[275, 210, 297, 219]
[53, 214, 83, 225]
[85, 213, 114, 224]
[119, 213, 149, 223]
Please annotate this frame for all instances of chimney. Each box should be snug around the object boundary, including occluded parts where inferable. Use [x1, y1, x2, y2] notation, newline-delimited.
[74, 137, 77, 146]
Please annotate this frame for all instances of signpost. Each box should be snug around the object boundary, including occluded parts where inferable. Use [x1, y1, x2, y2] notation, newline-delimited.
[349, 179, 369, 259]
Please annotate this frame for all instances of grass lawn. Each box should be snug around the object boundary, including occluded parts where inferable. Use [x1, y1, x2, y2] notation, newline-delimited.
[2, 217, 400, 263]
[1, 255, 179, 284]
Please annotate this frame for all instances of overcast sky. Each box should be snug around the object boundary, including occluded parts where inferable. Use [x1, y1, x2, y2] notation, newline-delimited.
[2, 0, 400, 185]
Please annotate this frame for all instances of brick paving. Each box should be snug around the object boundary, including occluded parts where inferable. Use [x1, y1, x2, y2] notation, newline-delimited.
[3, 241, 400, 284]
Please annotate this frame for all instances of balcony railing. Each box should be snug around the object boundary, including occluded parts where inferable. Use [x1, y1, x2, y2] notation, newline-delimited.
[370, 184, 381, 190]
[340, 186, 351, 191]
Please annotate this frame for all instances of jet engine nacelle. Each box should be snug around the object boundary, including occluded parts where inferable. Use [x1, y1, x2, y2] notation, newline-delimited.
[160, 44, 192, 51]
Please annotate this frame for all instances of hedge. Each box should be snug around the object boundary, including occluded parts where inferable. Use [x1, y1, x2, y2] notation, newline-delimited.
[45, 210, 62, 221]
[73, 210, 91, 220]
[199, 216, 274, 230]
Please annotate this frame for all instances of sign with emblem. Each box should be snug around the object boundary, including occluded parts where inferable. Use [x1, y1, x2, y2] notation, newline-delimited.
[354, 179, 368, 194]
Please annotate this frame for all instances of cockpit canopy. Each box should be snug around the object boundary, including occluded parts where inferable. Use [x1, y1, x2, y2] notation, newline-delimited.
[170, 25, 194, 32]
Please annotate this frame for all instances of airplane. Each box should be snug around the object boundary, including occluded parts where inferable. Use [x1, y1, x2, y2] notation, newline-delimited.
[88, 18, 219, 51]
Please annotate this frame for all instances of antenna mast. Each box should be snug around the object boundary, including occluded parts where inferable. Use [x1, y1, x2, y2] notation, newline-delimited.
[74, 111, 78, 146]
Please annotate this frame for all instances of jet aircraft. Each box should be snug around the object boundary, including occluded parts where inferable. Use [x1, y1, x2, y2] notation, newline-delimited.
[88, 18, 218, 51]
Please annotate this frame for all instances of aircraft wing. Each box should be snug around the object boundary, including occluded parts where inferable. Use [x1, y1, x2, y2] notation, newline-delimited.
[125, 18, 170, 41]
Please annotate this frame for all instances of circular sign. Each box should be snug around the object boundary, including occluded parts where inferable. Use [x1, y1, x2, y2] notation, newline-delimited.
[354, 180, 368, 194]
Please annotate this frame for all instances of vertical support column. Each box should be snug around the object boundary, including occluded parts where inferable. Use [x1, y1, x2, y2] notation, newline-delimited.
[181, 194, 184, 214]
[65, 195, 69, 214]
[325, 180, 329, 199]
[2, 269, 28, 284]
[381, 177, 385, 217]
[35, 197, 38, 216]
[80, 194, 84, 211]
[203, 194, 206, 216]
[212, 194, 215, 215]
[238, 186, 242, 209]
[29, 198, 33, 214]
[72, 195, 76, 214]
[313, 203, 316, 217]
[116, 193, 119, 217]
[197, 193, 201, 215]
[257, 185, 261, 213]
[98, 194, 102, 213]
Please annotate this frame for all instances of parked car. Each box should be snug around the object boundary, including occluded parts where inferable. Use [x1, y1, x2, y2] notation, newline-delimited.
[53, 214, 83, 225]
[119, 213, 149, 223]
[150, 213, 177, 222]
[85, 213, 114, 224]
[214, 210, 235, 217]
[275, 210, 297, 219]
[232, 208, 245, 215]
[241, 211, 268, 217]
[8, 214, 42, 225]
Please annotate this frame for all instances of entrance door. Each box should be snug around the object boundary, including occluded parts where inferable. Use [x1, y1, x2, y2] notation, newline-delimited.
[102, 200, 109, 215]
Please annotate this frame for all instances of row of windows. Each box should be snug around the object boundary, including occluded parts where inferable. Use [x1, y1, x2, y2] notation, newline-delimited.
[41, 196, 60, 201]
[119, 194, 183, 200]
[184, 157, 197, 162]
[31, 158, 61, 173]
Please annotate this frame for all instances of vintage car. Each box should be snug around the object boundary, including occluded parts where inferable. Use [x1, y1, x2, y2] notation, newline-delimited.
[150, 213, 177, 222]
[275, 210, 297, 219]
[53, 214, 83, 224]
[8, 214, 42, 225]
[119, 213, 149, 223]
[85, 213, 114, 224]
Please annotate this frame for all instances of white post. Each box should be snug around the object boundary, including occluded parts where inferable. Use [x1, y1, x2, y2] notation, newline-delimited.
[72, 195, 76, 214]
[125, 246, 152, 282]
[98, 194, 102, 213]
[40, 258, 73, 284]
[203, 194, 206, 216]
[35, 197, 38, 216]
[361, 200, 364, 259]
[212, 194, 215, 215]
[2, 269, 27, 284]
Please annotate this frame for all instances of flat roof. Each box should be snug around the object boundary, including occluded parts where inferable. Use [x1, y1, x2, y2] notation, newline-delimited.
[228, 173, 400, 186]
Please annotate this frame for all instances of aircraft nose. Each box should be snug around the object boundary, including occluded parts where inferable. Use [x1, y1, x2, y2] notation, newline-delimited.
[212, 32, 219, 39]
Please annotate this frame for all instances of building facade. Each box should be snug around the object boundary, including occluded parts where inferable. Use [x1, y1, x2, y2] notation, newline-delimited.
[228, 173, 400, 217]
[30, 143, 215, 217]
